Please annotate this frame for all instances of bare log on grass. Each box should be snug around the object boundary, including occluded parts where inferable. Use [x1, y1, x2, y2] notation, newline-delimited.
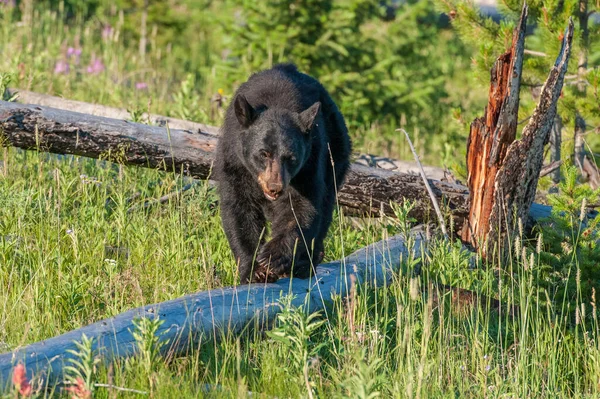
[462, 4, 574, 257]
[0, 100, 473, 226]
[0, 233, 422, 387]
[5, 89, 220, 135]
[0, 99, 559, 229]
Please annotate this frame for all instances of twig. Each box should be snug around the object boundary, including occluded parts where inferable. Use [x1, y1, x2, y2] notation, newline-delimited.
[95, 383, 148, 395]
[397, 128, 449, 239]
[126, 181, 199, 214]
[539, 160, 563, 178]
[524, 49, 547, 57]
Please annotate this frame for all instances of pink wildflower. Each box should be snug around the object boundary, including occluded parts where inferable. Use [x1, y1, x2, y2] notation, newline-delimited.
[102, 25, 113, 40]
[12, 364, 32, 396]
[86, 57, 104, 74]
[54, 60, 70, 74]
[66, 47, 82, 64]
[65, 377, 91, 399]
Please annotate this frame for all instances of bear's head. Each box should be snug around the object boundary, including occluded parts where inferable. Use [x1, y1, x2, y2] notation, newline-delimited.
[234, 94, 320, 201]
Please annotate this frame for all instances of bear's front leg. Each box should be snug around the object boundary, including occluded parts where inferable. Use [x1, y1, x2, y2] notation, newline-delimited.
[256, 192, 323, 280]
[219, 180, 267, 284]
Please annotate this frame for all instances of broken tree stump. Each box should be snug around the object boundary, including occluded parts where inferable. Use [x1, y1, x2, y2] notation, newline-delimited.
[462, 4, 574, 258]
[461, 4, 528, 252]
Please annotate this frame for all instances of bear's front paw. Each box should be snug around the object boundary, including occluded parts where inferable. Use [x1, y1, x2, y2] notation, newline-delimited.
[255, 240, 291, 282]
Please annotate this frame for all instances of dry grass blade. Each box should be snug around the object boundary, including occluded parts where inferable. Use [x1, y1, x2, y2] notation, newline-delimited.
[397, 128, 448, 239]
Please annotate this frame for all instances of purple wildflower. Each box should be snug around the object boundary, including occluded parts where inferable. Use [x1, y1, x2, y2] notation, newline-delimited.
[102, 25, 113, 40]
[54, 60, 70, 75]
[0, 0, 16, 7]
[135, 82, 148, 90]
[67, 47, 82, 64]
[86, 57, 105, 74]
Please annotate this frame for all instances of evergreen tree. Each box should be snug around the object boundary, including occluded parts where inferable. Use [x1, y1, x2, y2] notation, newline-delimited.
[436, 0, 600, 177]
[219, 0, 473, 156]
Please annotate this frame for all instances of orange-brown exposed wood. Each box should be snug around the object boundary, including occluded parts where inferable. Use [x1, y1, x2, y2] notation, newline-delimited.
[462, 3, 528, 251]
[462, 3, 574, 259]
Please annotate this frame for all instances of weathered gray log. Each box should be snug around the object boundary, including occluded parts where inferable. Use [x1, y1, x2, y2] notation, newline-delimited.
[9, 88, 451, 181]
[328, 154, 450, 180]
[0, 100, 559, 228]
[0, 100, 471, 225]
[6, 88, 220, 135]
[0, 233, 422, 387]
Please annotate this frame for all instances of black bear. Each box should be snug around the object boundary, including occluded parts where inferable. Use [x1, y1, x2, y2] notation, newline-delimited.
[215, 64, 351, 283]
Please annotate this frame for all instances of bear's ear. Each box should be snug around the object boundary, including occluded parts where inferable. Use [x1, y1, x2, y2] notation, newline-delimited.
[234, 94, 256, 127]
[298, 102, 321, 133]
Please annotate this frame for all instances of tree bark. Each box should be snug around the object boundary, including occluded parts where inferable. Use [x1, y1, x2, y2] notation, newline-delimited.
[550, 115, 562, 185]
[5, 88, 220, 135]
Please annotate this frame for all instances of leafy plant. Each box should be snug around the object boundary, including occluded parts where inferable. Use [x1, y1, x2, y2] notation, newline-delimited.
[0, 73, 16, 101]
[131, 316, 167, 377]
[267, 296, 327, 398]
[64, 334, 100, 398]
[538, 164, 600, 312]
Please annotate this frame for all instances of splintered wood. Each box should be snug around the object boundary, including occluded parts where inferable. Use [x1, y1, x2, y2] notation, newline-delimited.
[462, 3, 574, 259]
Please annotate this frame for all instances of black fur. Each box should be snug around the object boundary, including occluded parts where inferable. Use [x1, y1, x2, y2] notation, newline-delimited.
[215, 64, 351, 284]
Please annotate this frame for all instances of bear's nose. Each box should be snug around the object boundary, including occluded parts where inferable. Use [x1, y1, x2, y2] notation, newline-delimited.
[265, 182, 283, 199]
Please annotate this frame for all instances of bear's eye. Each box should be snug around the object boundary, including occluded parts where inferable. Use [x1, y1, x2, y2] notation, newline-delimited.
[260, 150, 271, 159]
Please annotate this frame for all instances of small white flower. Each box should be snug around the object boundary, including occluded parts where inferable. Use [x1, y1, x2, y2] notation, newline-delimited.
[66, 229, 74, 235]
[104, 258, 117, 266]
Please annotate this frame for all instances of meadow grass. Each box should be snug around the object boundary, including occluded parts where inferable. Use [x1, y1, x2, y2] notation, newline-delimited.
[1, 148, 599, 398]
[1, 3, 600, 398]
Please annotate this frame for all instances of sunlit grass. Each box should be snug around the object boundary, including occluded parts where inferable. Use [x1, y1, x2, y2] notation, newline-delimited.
[1, 148, 599, 398]
[1, 3, 599, 398]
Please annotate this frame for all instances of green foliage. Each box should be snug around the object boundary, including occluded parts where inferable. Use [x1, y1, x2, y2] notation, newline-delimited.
[267, 296, 327, 396]
[131, 316, 167, 376]
[172, 73, 210, 122]
[340, 350, 386, 399]
[436, 0, 600, 148]
[0, 73, 16, 101]
[538, 164, 600, 311]
[221, 0, 474, 155]
[64, 334, 100, 396]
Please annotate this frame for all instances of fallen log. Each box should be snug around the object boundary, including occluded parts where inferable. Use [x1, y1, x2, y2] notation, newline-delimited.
[0, 233, 422, 387]
[0, 100, 557, 229]
[5, 88, 220, 135]
[462, 4, 574, 257]
[7, 88, 453, 181]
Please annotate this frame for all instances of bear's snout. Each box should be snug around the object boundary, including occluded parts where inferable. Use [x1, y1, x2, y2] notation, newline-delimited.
[257, 159, 287, 201]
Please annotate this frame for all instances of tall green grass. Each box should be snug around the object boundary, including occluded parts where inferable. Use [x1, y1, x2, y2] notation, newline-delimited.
[1, 148, 599, 397]
[1, 2, 599, 398]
